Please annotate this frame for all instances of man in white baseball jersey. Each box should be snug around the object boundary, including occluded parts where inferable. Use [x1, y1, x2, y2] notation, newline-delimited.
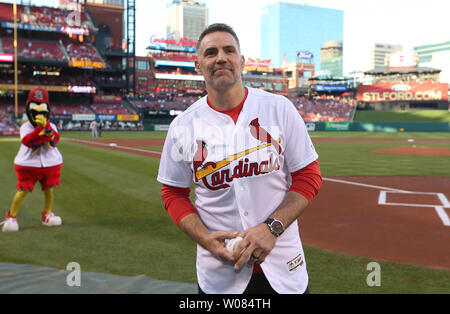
[90, 120, 98, 138]
[1, 87, 63, 232]
[157, 23, 322, 294]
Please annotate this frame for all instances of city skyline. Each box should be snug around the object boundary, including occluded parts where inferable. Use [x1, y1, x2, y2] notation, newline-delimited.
[137, 0, 450, 75]
[259, 2, 343, 73]
[2, 0, 449, 75]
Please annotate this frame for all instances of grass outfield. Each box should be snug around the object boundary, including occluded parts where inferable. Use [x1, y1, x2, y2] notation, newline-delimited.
[0, 131, 449, 293]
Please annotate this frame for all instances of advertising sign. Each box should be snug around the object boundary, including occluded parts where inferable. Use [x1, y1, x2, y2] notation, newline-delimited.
[68, 86, 96, 94]
[155, 60, 195, 68]
[183, 88, 204, 94]
[154, 73, 204, 81]
[60, 26, 89, 36]
[150, 35, 197, 47]
[72, 114, 96, 121]
[245, 58, 272, 68]
[96, 114, 116, 121]
[93, 95, 122, 103]
[1, 22, 88, 36]
[0, 84, 67, 92]
[305, 122, 316, 132]
[297, 51, 314, 60]
[357, 83, 448, 102]
[154, 124, 170, 131]
[314, 85, 348, 92]
[324, 122, 350, 131]
[117, 114, 139, 121]
[70, 60, 105, 69]
[388, 52, 418, 68]
[148, 45, 196, 53]
[0, 54, 14, 62]
[52, 114, 72, 120]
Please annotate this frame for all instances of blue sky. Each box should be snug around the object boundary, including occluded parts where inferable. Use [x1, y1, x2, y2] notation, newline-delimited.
[3, 0, 450, 74]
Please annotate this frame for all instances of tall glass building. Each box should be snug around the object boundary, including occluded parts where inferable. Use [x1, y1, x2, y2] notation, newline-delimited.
[260, 2, 343, 71]
[166, 0, 209, 43]
[414, 41, 450, 84]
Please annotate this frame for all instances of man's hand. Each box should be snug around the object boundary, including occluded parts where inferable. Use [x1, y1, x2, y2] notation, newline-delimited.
[205, 231, 240, 263]
[35, 114, 47, 128]
[232, 223, 277, 270]
[178, 214, 240, 263]
[230, 191, 311, 270]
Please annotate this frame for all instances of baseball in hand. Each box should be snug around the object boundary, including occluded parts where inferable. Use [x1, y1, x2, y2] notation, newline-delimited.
[226, 236, 243, 253]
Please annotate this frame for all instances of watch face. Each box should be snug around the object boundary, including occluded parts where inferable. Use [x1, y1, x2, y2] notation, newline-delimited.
[272, 221, 284, 234]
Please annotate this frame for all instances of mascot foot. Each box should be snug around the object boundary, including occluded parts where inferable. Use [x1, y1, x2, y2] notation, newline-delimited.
[42, 211, 62, 227]
[1, 212, 19, 232]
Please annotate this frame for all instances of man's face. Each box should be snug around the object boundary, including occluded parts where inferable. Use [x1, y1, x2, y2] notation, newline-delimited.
[195, 31, 245, 91]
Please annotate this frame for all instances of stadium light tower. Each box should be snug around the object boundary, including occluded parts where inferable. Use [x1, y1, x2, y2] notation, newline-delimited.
[126, 0, 136, 96]
[13, 3, 18, 118]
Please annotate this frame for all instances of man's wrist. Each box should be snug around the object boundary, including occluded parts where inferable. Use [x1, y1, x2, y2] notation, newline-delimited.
[264, 218, 285, 237]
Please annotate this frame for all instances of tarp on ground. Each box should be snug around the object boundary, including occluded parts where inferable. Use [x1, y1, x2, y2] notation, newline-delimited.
[0, 262, 197, 294]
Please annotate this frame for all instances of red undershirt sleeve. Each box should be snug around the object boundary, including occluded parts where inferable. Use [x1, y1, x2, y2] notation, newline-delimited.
[289, 160, 323, 202]
[161, 184, 198, 226]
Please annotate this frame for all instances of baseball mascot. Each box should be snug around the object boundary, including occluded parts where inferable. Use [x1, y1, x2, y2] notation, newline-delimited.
[1, 87, 63, 232]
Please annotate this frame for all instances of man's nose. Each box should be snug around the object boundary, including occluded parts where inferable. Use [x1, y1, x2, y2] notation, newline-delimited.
[216, 49, 227, 63]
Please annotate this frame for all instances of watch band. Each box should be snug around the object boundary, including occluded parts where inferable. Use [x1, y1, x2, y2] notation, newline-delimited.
[264, 218, 284, 237]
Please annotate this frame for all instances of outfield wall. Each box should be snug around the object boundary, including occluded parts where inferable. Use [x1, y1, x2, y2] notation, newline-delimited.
[144, 122, 449, 132]
[306, 122, 450, 132]
[2, 121, 448, 136]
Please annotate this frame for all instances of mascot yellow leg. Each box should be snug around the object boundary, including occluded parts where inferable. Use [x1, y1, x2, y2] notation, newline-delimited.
[43, 188, 54, 215]
[9, 189, 28, 217]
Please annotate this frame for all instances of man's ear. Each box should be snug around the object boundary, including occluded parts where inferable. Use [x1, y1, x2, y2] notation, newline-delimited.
[240, 55, 245, 70]
[195, 61, 202, 75]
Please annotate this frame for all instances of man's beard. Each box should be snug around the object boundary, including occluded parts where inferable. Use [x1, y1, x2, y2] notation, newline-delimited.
[207, 69, 241, 90]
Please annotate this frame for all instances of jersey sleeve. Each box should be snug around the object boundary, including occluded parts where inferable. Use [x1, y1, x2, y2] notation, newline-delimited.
[282, 98, 319, 173]
[289, 160, 322, 202]
[157, 120, 194, 188]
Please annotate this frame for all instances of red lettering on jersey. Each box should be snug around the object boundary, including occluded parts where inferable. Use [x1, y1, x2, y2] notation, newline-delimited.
[200, 154, 280, 191]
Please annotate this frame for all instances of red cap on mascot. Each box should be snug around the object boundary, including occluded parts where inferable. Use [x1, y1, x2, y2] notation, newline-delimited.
[26, 87, 49, 106]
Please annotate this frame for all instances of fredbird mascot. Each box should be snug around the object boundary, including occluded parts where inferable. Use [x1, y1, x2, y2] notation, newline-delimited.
[1, 87, 63, 232]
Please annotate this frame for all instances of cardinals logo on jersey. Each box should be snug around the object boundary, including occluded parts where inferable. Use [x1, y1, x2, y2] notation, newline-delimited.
[193, 117, 283, 191]
[193, 140, 208, 182]
[248, 118, 282, 155]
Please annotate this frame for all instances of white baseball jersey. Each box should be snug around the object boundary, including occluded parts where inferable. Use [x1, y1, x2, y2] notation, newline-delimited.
[14, 121, 63, 168]
[157, 87, 318, 294]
